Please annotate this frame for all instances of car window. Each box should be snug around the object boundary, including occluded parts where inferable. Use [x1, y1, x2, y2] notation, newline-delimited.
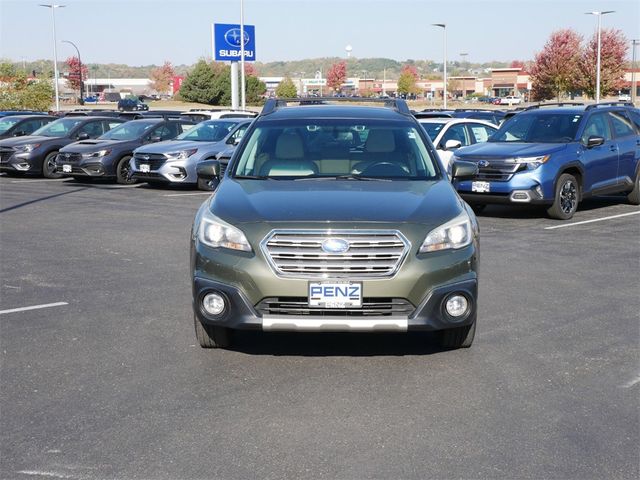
[106, 121, 124, 130]
[418, 121, 447, 141]
[0, 117, 21, 134]
[32, 117, 84, 137]
[468, 123, 497, 143]
[19, 119, 46, 135]
[100, 121, 156, 140]
[77, 121, 105, 138]
[230, 123, 249, 142]
[176, 121, 237, 142]
[233, 120, 439, 179]
[491, 113, 583, 143]
[581, 113, 612, 143]
[154, 123, 180, 140]
[441, 124, 470, 147]
[607, 111, 636, 138]
[626, 109, 640, 131]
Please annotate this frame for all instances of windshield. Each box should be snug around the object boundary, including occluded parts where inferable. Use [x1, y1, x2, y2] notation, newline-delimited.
[0, 117, 21, 134]
[490, 113, 583, 143]
[419, 121, 447, 141]
[32, 118, 84, 137]
[176, 120, 237, 142]
[99, 121, 157, 141]
[232, 119, 439, 180]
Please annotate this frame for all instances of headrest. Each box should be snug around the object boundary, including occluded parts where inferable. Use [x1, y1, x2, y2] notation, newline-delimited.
[365, 129, 395, 153]
[275, 132, 304, 159]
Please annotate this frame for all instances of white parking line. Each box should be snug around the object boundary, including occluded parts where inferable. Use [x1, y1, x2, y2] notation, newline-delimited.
[0, 301, 68, 315]
[621, 375, 640, 388]
[163, 192, 212, 197]
[9, 179, 68, 183]
[545, 210, 640, 230]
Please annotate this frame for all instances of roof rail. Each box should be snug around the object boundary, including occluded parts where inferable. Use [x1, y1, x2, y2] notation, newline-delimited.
[261, 97, 411, 115]
[585, 101, 634, 110]
[525, 102, 585, 111]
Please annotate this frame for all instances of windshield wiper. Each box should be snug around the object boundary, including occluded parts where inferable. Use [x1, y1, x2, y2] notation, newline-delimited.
[291, 174, 391, 182]
[233, 175, 277, 180]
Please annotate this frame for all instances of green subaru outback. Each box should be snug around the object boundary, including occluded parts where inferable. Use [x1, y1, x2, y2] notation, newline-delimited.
[191, 98, 480, 349]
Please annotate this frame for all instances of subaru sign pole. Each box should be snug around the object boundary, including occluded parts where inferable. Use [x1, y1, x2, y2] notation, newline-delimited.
[240, 0, 246, 111]
[214, 23, 256, 110]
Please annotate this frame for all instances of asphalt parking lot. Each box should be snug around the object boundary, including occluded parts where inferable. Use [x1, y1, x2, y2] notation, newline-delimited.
[1, 175, 638, 480]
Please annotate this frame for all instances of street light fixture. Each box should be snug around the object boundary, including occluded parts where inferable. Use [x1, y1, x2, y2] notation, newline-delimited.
[585, 10, 615, 104]
[40, 4, 65, 112]
[62, 40, 83, 103]
[432, 23, 447, 108]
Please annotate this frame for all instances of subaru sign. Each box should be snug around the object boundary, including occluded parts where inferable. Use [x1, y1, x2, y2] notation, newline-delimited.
[214, 23, 256, 61]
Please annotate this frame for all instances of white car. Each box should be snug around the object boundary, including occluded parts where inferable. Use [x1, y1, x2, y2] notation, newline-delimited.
[499, 96, 523, 105]
[417, 118, 498, 174]
[618, 93, 631, 102]
[180, 109, 258, 123]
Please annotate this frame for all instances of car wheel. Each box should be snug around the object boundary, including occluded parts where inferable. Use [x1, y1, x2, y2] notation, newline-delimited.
[627, 169, 640, 205]
[194, 315, 233, 348]
[440, 319, 476, 349]
[116, 155, 136, 185]
[42, 151, 62, 179]
[547, 173, 579, 220]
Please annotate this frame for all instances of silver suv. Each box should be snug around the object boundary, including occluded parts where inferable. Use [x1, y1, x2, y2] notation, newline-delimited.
[130, 119, 251, 187]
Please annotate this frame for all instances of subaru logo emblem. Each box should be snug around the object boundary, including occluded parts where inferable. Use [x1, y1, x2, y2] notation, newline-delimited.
[321, 238, 350, 254]
[224, 28, 249, 48]
[141, 155, 150, 161]
[478, 160, 490, 168]
[64, 153, 70, 158]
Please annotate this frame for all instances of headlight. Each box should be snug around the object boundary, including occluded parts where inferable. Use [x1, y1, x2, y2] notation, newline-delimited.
[167, 148, 197, 160]
[505, 154, 550, 170]
[419, 211, 472, 253]
[15, 144, 40, 153]
[198, 209, 252, 252]
[81, 149, 111, 159]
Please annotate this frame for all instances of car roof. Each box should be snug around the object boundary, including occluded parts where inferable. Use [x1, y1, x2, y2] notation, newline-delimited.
[0, 114, 57, 121]
[262, 104, 411, 121]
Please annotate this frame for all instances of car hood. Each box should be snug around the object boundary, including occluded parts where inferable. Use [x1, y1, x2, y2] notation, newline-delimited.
[60, 139, 138, 153]
[210, 178, 464, 226]
[135, 140, 221, 154]
[0, 135, 60, 147]
[455, 142, 569, 159]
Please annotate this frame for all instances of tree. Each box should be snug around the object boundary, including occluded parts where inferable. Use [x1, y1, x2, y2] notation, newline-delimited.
[326, 61, 347, 92]
[179, 60, 218, 104]
[577, 28, 628, 98]
[64, 56, 88, 92]
[0, 63, 53, 111]
[397, 64, 419, 96]
[275, 77, 298, 98]
[150, 61, 175, 94]
[245, 75, 266, 104]
[529, 29, 582, 101]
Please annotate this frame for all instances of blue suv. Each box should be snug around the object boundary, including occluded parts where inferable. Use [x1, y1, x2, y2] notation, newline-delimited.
[452, 103, 640, 219]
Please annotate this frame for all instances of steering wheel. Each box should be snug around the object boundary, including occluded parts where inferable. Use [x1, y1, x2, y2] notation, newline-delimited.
[361, 162, 409, 177]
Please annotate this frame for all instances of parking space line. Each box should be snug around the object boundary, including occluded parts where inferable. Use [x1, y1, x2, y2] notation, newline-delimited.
[0, 302, 68, 315]
[620, 375, 640, 388]
[163, 192, 212, 197]
[544, 210, 640, 230]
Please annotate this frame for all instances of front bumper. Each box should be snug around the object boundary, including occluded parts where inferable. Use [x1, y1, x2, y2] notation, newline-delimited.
[456, 177, 550, 205]
[0, 152, 40, 173]
[130, 157, 197, 184]
[56, 159, 109, 177]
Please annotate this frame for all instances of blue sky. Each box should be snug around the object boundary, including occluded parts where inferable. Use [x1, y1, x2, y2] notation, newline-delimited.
[0, 0, 638, 65]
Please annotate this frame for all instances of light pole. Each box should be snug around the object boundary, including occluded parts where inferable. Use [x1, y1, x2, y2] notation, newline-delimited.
[239, 0, 246, 110]
[585, 10, 615, 103]
[632, 39, 639, 104]
[40, 4, 65, 111]
[62, 40, 83, 103]
[432, 23, 447, 108]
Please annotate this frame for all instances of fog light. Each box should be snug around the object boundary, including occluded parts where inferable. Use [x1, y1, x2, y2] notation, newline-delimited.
[445, 294, 468, 317]
[534, 185, 543, 198]
[202, 292, 226, 316]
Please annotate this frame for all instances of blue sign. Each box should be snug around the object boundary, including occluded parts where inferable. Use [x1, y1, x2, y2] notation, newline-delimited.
[214, 23, 256, 61]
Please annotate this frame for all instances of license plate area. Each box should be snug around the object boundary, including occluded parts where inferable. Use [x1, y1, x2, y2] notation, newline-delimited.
[62, 164, 72, 173]
[140, 164, 150, 173]
[309, 282, 362, 309]
[472, 181, 490, 193]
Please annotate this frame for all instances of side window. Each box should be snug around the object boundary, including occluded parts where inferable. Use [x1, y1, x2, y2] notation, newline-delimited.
[581, 114, 612, 143]
[626, 109, 640, 131]
[608, 111, 636, 138]
[441, 124, 470, 147]
[230, 123, 249, 142]
[19, 120, 44, 135]
[77, 121, 104, 138]
[106, 121, 123, 131]
[181, 122, 196, 134]
[155, 123, 180, 140]
[468, 124, 497, 143]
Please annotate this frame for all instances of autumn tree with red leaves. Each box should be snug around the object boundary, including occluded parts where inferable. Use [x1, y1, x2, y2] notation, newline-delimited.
[397, 64, 420, 96]
[529, 29, 582, 101]
[150, 61, 175, 94]
[577, 28, 628, 98]
[64, 56, 88, 92]
[326, 61, 347, 92]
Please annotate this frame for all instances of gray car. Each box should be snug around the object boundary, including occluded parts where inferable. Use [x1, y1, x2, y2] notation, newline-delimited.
[130, 119, 251, 188]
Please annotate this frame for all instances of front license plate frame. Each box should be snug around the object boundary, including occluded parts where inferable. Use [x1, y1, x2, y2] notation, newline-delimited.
[139, 164, 151, 173]
[309, 281, 362, 309]
[62, 164, 72, 173]
[472, 181, 491, 193]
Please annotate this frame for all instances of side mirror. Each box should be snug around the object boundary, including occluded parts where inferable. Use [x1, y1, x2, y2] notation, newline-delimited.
[13, 130, 26, 137]
[149, 136, 162, 143]
[77, 132, 90, 140]
[443, 139, 462, 151]
[451, 160, 478, 180]
[197, 160, 220, 191]
[585, 135, 605, 148]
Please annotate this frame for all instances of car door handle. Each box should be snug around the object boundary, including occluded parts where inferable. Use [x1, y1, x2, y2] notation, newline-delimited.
[609, 145, 618, 152]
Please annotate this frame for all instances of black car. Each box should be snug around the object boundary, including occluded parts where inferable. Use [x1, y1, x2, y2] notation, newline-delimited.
[118, 98, 149, 112]
[63, 109, 122, 118]
[0, 110, 48, 118]
[0, 116, 126, 178]
[117, 110, 184, 121]
[451, 109, 506, 126]
[0, 115, 58, 140]
[56, 118, 195, 184]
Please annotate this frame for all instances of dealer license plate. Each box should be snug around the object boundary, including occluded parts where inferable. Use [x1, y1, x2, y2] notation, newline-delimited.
[309, 282, 362, 309]
[62, 164, 72, 173]
[139, 164, 150, 173]
[472, 181, 490, 193]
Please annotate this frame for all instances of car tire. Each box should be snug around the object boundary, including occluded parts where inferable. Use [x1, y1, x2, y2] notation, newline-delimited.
[42, 151, 62, 179]
[194, 315, 233, 349]
[116, 155, 136, 185]
[627, 169, 640, 205]
[440, 319, 476, 349]
[547, 173, 579, 220]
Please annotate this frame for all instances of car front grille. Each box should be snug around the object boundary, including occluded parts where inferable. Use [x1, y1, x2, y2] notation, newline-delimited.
[0, 147, 15, 163]
[133, 153, 167, 170]
[469, 158, 524, 182]
[261, 230, 410, 278]
[57, 152, 82, 163]
[256, 297, 415, 317]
